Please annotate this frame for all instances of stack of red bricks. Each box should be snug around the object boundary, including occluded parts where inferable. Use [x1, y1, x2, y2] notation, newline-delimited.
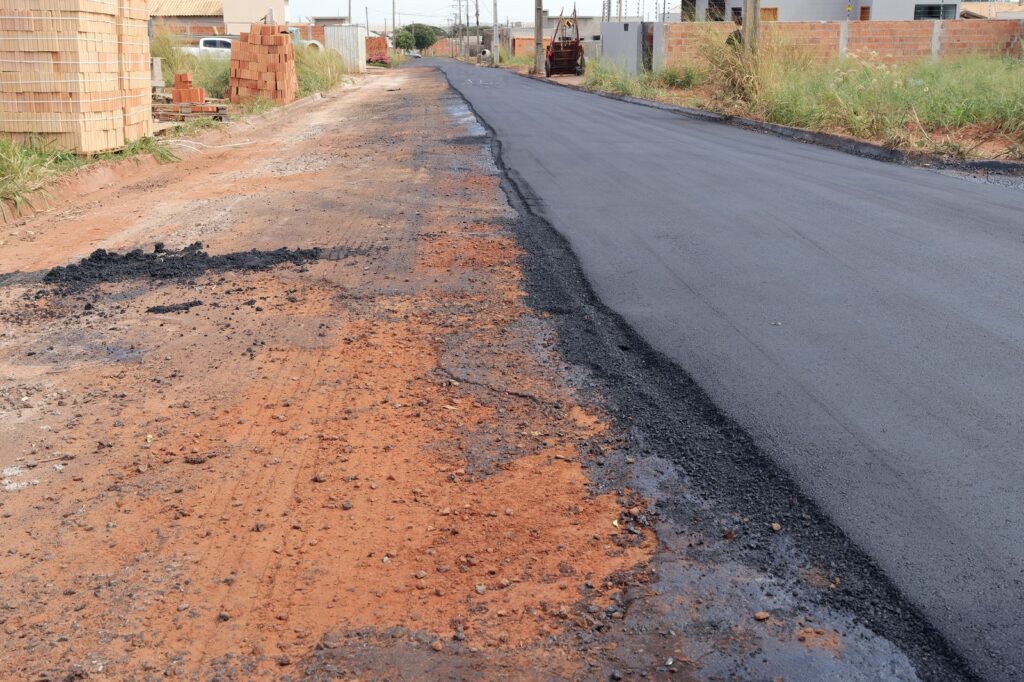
[169, 73, 218, 113]
[172, 73, 205, 104]
[228, 23, 298, 105]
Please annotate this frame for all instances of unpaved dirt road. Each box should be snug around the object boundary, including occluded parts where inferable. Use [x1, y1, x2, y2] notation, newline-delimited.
[0, 68, 967, 680]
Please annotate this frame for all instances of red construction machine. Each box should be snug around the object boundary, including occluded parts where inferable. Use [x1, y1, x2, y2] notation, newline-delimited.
[545, 9, 586, 77]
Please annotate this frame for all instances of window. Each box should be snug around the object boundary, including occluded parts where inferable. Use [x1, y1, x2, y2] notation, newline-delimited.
[859, 5, 871, 19]
[731, 7, 742, 21]
[760, 7, 779, 20]
[913, 4, 956, 19]
[708, 0, 726, 20]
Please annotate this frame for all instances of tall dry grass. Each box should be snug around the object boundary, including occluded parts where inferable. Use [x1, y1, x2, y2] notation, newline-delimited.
[696, 28, 1024, 153]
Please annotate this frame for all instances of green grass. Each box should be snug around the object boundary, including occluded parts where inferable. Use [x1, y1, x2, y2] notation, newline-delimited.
[697, 33, 1024, 155]
[295, 46, 347, 97]
[499, 49, 534, 67]
[0, 136, 177, 220]
[151, 32, 230, 98]
[583, 60, 702, 100]
[0, 137, 85, 218]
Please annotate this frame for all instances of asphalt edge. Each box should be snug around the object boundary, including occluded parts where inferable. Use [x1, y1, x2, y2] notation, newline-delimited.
[430, 62, 978, 682]
[513, 69, 1024, 176]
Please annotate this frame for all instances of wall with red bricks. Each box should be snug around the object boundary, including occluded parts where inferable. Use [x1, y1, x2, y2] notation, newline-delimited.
[287, 24, 326, 45]
[941, 19, 1024, 57]
[846, 20, 934, 61]
[366, 36, 388, 55]
[660, 19, 1024, 69]
[422, 38, 452, 56]
[512, 36, 551, 56]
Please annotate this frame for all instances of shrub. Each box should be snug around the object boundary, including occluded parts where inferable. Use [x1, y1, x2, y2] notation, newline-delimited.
[368, 52, 391, 66]
[295, 46, 347, 96]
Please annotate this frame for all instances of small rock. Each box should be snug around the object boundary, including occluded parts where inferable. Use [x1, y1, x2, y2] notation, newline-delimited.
[754, 611, 770, 621]
[312, 472, 327, 483]
[431, 640, 444, 652]
[218, 611, 231, 622]
[475, 584, 486, 595]
[341, 500, 353, 510]
[770, 522, 782, 533]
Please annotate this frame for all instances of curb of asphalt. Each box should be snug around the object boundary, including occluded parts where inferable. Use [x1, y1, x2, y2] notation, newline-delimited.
[514, 70, 1024, 176]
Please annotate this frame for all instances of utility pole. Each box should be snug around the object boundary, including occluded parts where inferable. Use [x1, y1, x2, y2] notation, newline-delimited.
[491, 0, 499, 64]
[475, 0, 480, 55]
[742, 0, 760, 52]
[533, 0, 543, 74]
[365, 6, 369, 30]
[392, 0, 396, 44]
[348, 0, 352, 25]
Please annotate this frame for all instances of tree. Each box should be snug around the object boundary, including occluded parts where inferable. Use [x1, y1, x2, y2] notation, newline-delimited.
[400, 23, 439, 50]
[395, 30, 415, 51]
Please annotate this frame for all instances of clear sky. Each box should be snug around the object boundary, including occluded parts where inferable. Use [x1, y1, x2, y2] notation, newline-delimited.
[290, 0, 657, 30]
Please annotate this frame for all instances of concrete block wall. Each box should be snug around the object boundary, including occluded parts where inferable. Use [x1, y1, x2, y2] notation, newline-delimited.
[659, 19, 1024, 69]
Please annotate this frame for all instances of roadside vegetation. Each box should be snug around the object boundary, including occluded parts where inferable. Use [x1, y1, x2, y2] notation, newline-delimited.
[585, 60, 702, 103]
[583, 33, 1024, 159]
[499, 49, 534, 68]
[1, 136, 176, 219]
[295, 46, 347, 96]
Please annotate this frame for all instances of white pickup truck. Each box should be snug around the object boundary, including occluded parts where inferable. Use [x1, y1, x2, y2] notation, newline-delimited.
[181, 37, 233, 59]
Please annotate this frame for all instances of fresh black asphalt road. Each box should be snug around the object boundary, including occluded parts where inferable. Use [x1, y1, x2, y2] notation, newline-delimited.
[430, 60, 1024, 680]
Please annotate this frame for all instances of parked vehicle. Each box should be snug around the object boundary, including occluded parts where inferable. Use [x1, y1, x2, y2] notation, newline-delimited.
[181, 37, 233, 59]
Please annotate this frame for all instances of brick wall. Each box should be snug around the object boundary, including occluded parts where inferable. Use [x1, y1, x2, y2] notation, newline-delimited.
[366, 35, 388, 56]
[846, 20, 933, 61]
[422, 38, 452, 56]
[287, 24, 326, 45]
[941, 19, 1024, 57]
[512, 36, 551, 56]
[660, 19, 1024, 69]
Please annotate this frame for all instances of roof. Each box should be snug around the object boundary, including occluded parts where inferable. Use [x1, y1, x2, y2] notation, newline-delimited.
[149, 0, 223, 17]
[960, 1, 1024, 14]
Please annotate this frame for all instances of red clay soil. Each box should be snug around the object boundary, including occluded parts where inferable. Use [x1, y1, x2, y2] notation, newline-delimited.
[0, 69, 651, 679]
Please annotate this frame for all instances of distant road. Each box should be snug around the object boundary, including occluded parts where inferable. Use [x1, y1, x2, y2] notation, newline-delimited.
[433, 59, 1024, 681]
